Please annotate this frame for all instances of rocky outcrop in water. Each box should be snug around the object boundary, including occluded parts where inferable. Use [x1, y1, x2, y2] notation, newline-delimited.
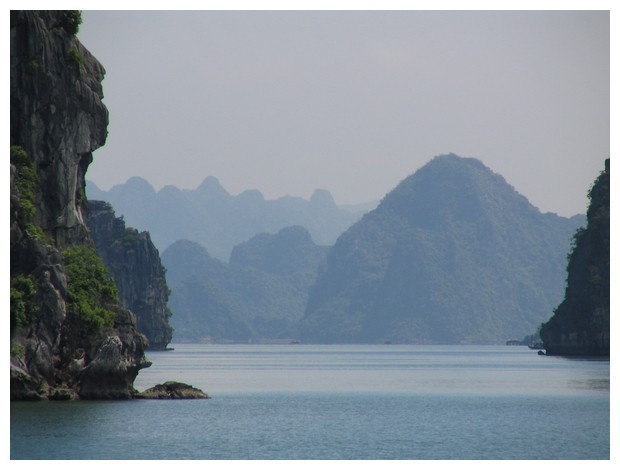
[136, 381, 209, 399]
[10, 11, 150, 400]
[540, 159, 610, 356]
[87, 200, 174, 350]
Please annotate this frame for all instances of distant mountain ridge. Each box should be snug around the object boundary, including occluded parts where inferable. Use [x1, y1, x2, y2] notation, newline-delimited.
[162, 226, 328, 342]
[87, 176, 365, 260]
[300, 154, 585, 344]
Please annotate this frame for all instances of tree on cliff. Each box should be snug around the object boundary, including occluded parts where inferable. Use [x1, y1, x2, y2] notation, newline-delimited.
[540, 159, 610, 356]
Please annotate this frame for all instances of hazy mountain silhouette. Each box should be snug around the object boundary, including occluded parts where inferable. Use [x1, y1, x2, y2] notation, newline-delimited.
[300, 154, 585, 344]
[87, 177, 365, 260]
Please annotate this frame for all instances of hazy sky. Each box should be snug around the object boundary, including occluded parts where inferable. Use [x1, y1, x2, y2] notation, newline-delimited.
[78, 9, 609, 216]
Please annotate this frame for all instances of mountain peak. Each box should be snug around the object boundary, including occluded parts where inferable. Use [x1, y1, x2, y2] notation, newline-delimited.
[311, 189, 336, 207]
[301, 154, 583, 344]
[116, 176, 156, 195]
[379, 153, 531, 229]
[196, 176, 229, 198]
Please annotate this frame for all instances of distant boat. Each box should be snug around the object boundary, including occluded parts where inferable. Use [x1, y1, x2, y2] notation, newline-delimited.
[528, 342, 545, 350]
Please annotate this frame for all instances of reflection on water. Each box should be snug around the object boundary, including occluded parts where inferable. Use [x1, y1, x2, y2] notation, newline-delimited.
[568, 378, 610, 391]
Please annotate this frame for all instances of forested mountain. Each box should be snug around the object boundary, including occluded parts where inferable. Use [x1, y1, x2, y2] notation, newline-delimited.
[162, 227, 328, 341]
[300, 154, 585, 344]
[540, 159, 609, 356]
[87, 177, 363, 260]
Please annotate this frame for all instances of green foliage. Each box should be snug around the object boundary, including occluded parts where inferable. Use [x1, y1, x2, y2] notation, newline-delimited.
[11, 146, 53, 242]
[10, 341, 25, 358]
[76, 187, 87, 206]
[59, 10, 82, 36]
[122, 228, 140, 242]
[67, 46, 83, 69]
[11, 146, 38, 200]
[11, 145, 39, 225]
[24, 223, 54, 244]
[64, 245, 118, 332]
[10, 274, 38, 334]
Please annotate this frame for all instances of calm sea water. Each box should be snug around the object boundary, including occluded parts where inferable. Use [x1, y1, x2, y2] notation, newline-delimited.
[11, 344, 610, 459]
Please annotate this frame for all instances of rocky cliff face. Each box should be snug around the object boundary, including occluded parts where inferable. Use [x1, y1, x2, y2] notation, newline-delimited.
[10, 11, 150, 399]
[540, 159, 610, 356]
[87, 201, 174, 350]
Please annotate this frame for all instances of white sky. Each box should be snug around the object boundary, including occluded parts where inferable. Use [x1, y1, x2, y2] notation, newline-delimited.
[73, 7, 609, 216]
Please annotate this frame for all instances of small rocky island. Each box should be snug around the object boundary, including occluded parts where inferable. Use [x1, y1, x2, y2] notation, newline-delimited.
[136, 381, 210, 399]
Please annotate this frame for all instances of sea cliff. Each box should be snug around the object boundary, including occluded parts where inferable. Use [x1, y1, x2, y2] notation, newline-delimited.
[87, 200, 174, 350]
[540, 159, 610, 356]
[10, 11, 150, 399]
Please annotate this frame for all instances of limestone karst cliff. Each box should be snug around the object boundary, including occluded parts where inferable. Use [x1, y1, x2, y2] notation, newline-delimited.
[10, 11, 149, 399]
[540, 159, 610, 356]
[87, 200, 174, 350]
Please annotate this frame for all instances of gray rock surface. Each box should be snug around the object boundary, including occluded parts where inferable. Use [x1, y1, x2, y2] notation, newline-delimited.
[10, 11, 149, 400]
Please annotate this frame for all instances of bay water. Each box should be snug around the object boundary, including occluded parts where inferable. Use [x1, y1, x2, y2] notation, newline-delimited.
[10, 344, 610, 459]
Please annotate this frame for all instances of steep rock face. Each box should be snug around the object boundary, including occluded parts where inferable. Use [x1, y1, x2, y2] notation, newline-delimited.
[10, 11, 149, 400]
[540, 160, 610, 356]
[11, 11, 107, 247]
[87, 201, 174, 350]
[300, 154, 584, 344]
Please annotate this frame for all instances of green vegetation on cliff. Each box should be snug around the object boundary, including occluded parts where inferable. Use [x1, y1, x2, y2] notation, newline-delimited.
[11, 146, 38, 226]
[540, 159, 610, 355]
[58, 10, 82, 36]
[10, 274, 38, 335]
[64, 245, 118, 331]
[11, 10, 150, 400]
[87, 200, 174, 349]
